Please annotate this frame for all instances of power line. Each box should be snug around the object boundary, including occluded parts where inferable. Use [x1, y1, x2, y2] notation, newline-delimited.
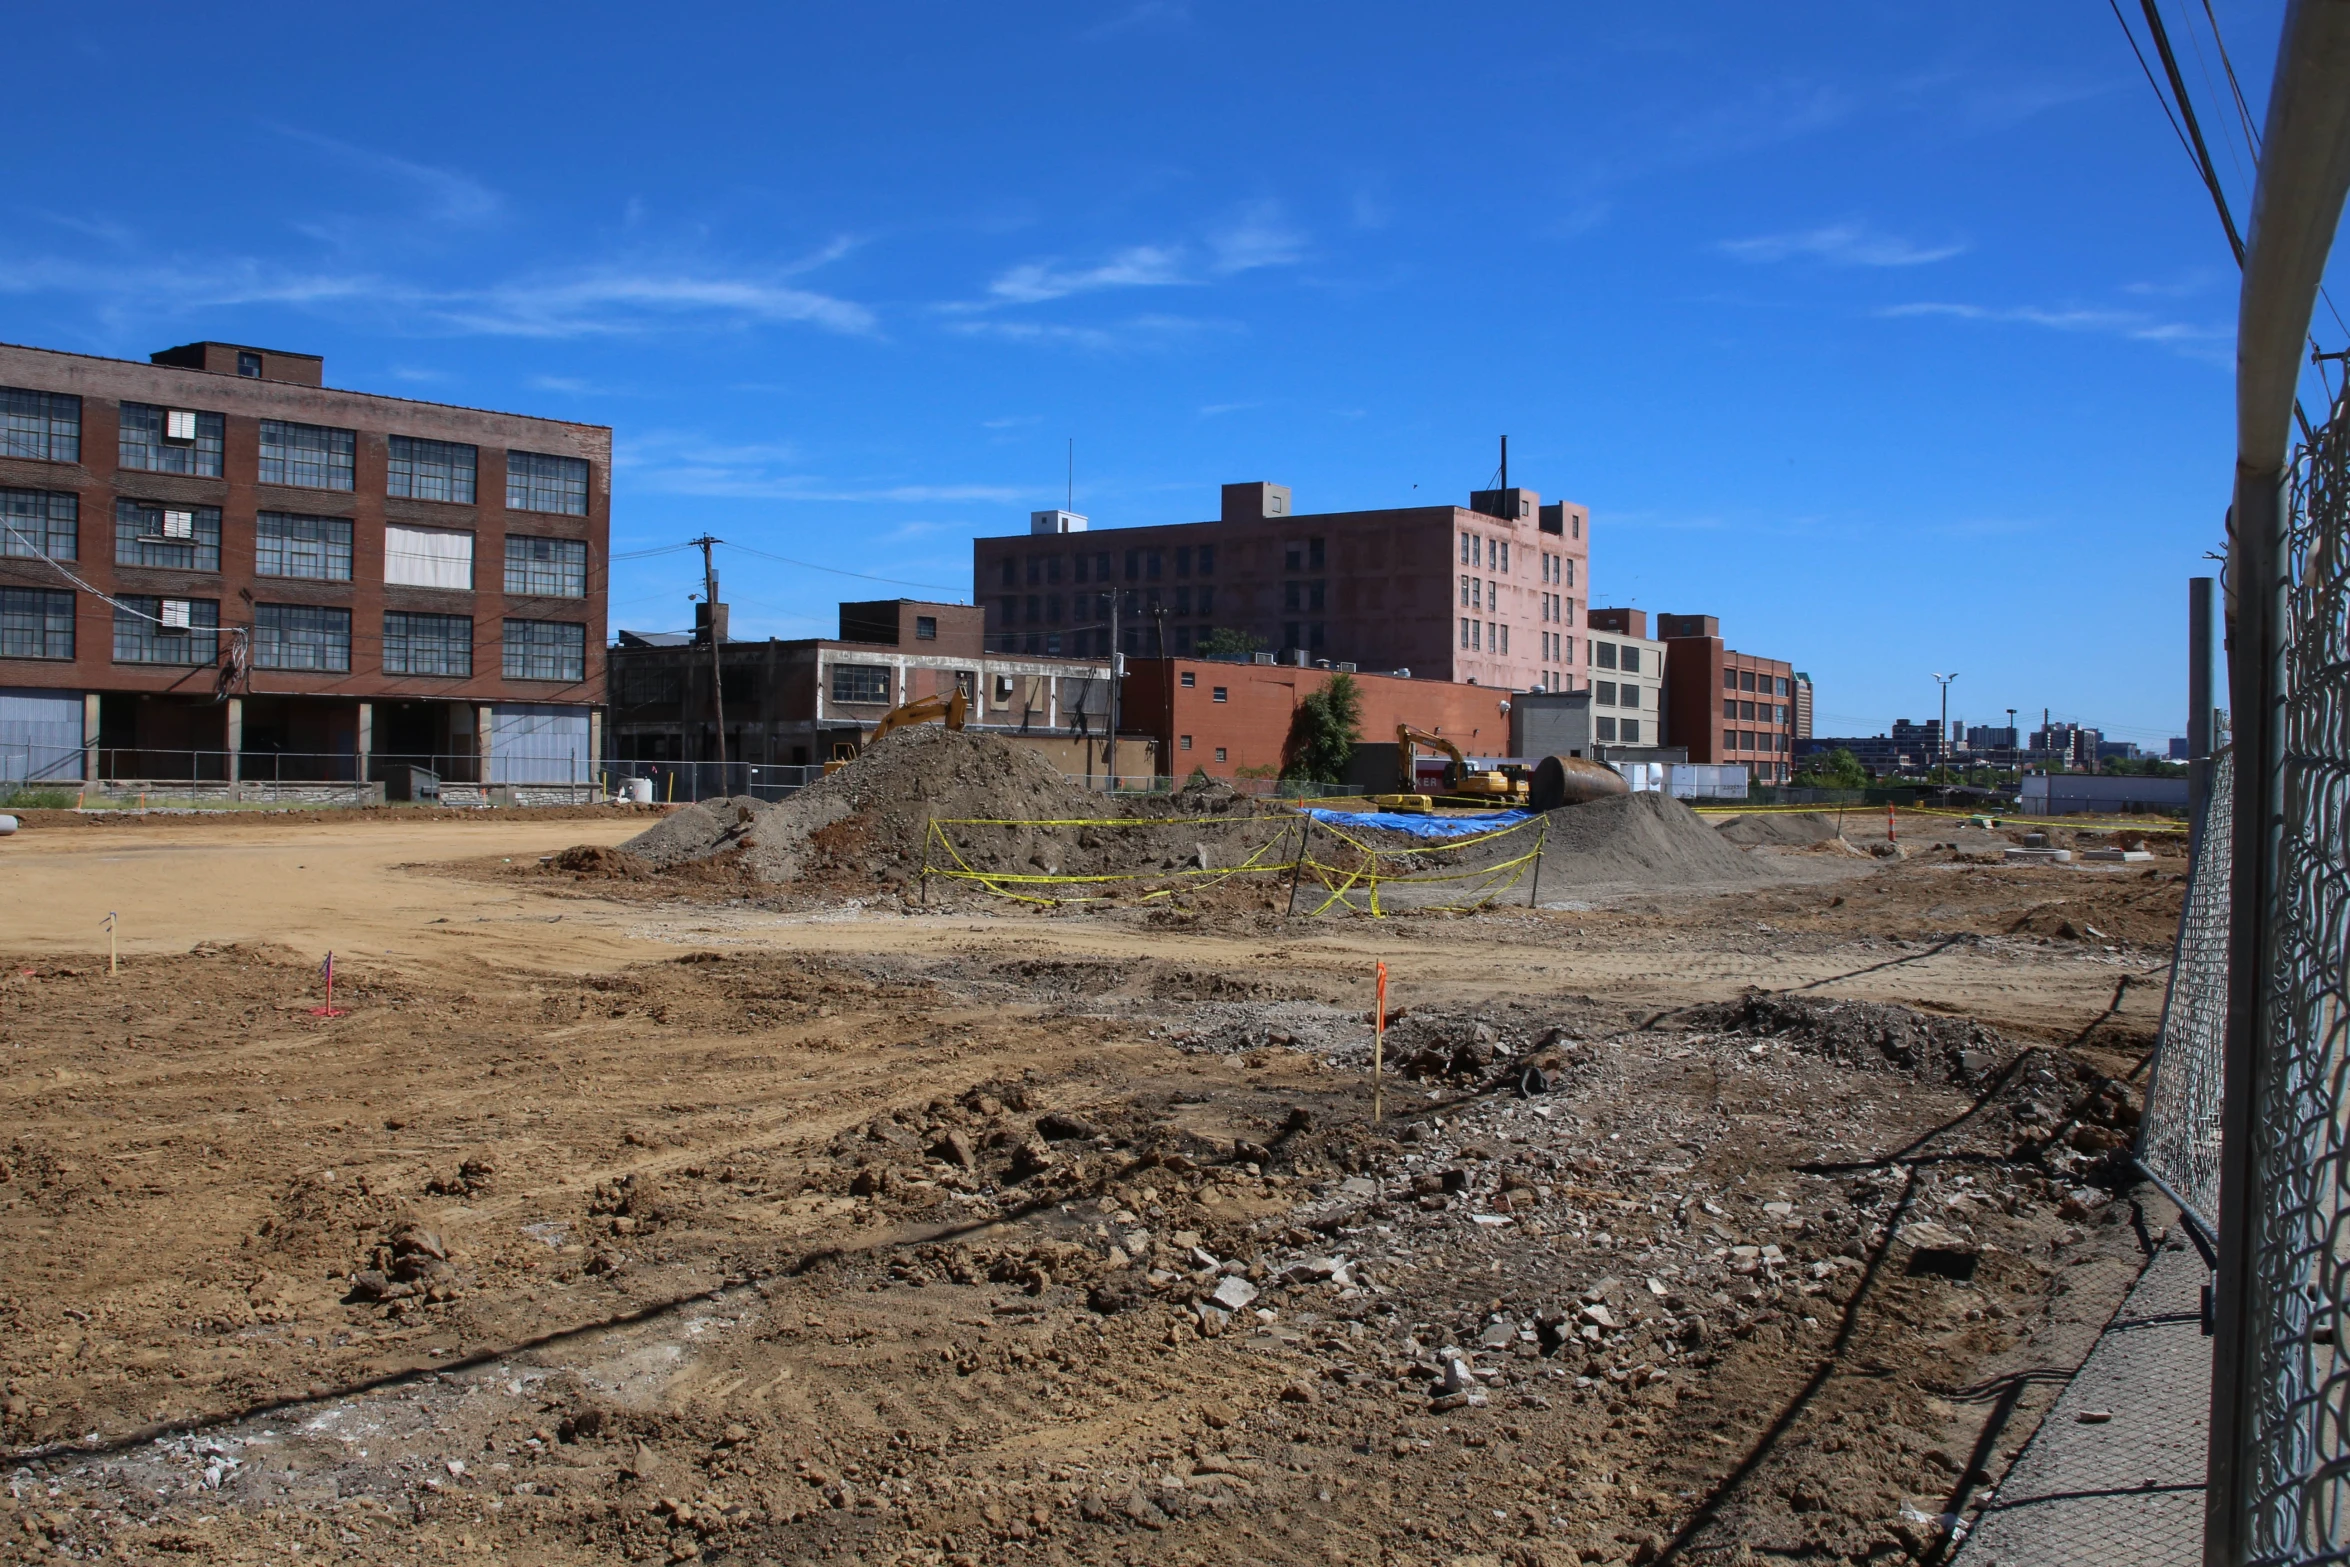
[2138, 0, 2247, 263]
[715, 540, 959, 594]
[2109, 0, 2202, 171]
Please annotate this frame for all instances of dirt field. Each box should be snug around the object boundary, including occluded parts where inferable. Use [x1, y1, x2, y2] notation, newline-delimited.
[0, 804, 2183, 1566]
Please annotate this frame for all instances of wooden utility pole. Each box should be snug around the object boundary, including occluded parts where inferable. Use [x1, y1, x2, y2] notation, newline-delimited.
[691, 535, 727, 777]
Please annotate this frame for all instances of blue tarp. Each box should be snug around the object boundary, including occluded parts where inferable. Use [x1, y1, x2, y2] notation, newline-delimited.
[1302, 807, 1531, 839]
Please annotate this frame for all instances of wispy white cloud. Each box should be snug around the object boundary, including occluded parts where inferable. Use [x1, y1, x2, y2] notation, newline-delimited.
[983, 245, 1189, 305]
[980, 414, 1043, 430]
[945, 313, 1235, 353]
[1208, 202, 1305, 274]
[264, 124, 502, 225]
[1084, 1, 1190, 40]
[1198, 401, 1258, 417]
[956, 206, 1306, 318]
[1719, 221, 1965, 268]
[1878, 300, 2230, 358]
[27, 209, 134, 248]
[618, 431, 1019, 504]
[0, 250, 877, 339]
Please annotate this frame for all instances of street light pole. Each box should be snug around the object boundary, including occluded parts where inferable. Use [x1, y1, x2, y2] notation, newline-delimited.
[2006, 707, 2018, 775]
[1931, 672, 1958, 779]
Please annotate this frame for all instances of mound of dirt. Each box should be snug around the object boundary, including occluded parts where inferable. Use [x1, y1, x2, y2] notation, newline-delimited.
[1536, 791, 1771, 888]
[614, 728, 1288, 893]
[1678, 989, 2008, 1086]
[1715, 811, 1845, 847]
[546, 844, 653, 879]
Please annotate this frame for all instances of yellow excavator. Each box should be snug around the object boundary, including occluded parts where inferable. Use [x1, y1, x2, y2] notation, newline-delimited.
[824, 688, 969, 773]
[1377, 724, 1527, 809]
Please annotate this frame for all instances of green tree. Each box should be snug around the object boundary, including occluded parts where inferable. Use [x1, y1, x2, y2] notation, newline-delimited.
[1791, 746, 1869, 790]
[1196, 626, 1266, 660]
[1284, 672, 1364, 784]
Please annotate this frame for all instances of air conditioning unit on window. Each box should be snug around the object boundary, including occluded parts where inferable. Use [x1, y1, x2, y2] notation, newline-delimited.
[165, 410, 198, 443]
[160, 599, 191, 633]
[161, 509, 195, 540]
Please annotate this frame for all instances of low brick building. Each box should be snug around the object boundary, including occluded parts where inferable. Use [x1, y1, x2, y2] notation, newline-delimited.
[607, 598, 1153, 785]
[1656, 613, 1800, 783]
[1119, 657, 1515, 787]
[972, 479, 1591, 694]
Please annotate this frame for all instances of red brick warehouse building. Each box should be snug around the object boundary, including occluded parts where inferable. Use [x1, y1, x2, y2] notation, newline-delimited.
[0, 340, 609, 786]
[971, 479, 1591, 692]
[1656, 614, 1812, 783]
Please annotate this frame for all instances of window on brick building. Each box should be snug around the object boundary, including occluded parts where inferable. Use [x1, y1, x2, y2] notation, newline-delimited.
[506, 450, 589, 515]
[256, 512, 353, 581]
[119, 403, 223, 476]
[1, 489, 75, 561]
[259, 420, 355, 491]
[255, 603, 352, 672]
[389, 436, 478, 503]
[1, 388, 80, 463]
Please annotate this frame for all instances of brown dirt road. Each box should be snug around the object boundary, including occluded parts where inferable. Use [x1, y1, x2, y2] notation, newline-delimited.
[0, 813, 2182, 1567]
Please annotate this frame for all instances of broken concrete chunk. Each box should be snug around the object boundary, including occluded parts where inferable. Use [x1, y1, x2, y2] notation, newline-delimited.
[1210, 1276, 1260, 1312]
[929, 1130, 977, 1169]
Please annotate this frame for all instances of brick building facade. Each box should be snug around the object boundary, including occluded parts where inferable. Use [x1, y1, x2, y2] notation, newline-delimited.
[0, 339, 608, 785]
[1118, 658, 1515, 785]
[608, 599, 1153, 782]
[971, 480, 1590, 694]
[1656, 613, 1799, 783]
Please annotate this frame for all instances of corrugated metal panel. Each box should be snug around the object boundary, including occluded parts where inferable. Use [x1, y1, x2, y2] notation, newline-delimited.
[487, 703, 590, 785]
[0, 688, 83, 782]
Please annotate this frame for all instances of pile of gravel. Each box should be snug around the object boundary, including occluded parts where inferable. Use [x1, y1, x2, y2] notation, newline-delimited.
[1677, 989, 2008, 1086]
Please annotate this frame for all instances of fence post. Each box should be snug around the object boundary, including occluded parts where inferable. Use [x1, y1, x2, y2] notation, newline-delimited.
[1286, 817, 1312, 917]
[919, 815, 934, 909]
[1526, 829, 1545, 908]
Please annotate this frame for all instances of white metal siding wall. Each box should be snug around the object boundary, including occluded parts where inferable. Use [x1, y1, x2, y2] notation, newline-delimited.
[487, 703, 591, 784]
[0, 688, 84, 782]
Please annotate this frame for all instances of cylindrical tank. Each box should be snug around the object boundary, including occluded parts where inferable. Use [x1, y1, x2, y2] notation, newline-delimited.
[1530, 755, 1631, 812]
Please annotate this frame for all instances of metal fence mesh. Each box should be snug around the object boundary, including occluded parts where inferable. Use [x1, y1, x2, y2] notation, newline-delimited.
[2138, 748, 2232, 1245]
[2242, 383, 2350, 1563]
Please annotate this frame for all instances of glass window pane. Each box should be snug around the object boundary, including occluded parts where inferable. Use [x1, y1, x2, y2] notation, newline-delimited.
[0, 587, 73, 659]
[504, 451, 589, 516]
[503, 534, 587, 597]
[500, 619, 585, 681]
[387, 436, 479, 503]
[0, 388, 80, 463]
[114, 501, 221, 571]
[254, 512, 354, 581]
[0, 489, 76, 561]
[257, 420, 355, 491]
[384, 612, 473, 677]
[253, 604, 352, 671]
[112, 595, 219, 665]
[118, 403, 224, 477]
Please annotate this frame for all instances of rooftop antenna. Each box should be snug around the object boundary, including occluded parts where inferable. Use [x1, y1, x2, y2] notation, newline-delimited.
[1500, 434, 1508, 492]
[1067, 437, 1074, 512]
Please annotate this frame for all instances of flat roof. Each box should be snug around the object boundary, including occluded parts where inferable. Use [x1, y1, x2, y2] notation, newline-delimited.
[0, 339, 610, 433]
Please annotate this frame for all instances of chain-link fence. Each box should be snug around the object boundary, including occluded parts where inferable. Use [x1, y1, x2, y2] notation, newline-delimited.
[2137, 747, 2231, 1258]
[2230, 379, 2350, 1562]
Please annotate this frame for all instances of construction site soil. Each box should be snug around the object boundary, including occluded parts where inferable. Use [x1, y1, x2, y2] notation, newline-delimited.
[0, 798, 2189, 1566]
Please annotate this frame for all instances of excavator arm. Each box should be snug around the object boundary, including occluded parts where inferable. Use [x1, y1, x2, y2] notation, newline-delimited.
[869, 687, 969, 745]
[1395, 724, 1467, 790]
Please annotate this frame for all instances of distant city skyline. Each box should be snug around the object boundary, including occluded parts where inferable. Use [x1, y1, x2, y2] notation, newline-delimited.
[4, 3, 2331, 748]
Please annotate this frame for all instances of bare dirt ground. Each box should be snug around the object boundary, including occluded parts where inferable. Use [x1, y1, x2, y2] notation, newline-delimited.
[0, 807, 2184, 1566]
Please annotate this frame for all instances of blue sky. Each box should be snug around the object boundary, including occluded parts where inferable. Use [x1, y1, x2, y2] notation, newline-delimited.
[7, 2, 2332, 748]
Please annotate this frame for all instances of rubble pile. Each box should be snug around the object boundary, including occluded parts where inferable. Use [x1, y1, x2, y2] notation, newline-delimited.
[610, 727, 1285, 894]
